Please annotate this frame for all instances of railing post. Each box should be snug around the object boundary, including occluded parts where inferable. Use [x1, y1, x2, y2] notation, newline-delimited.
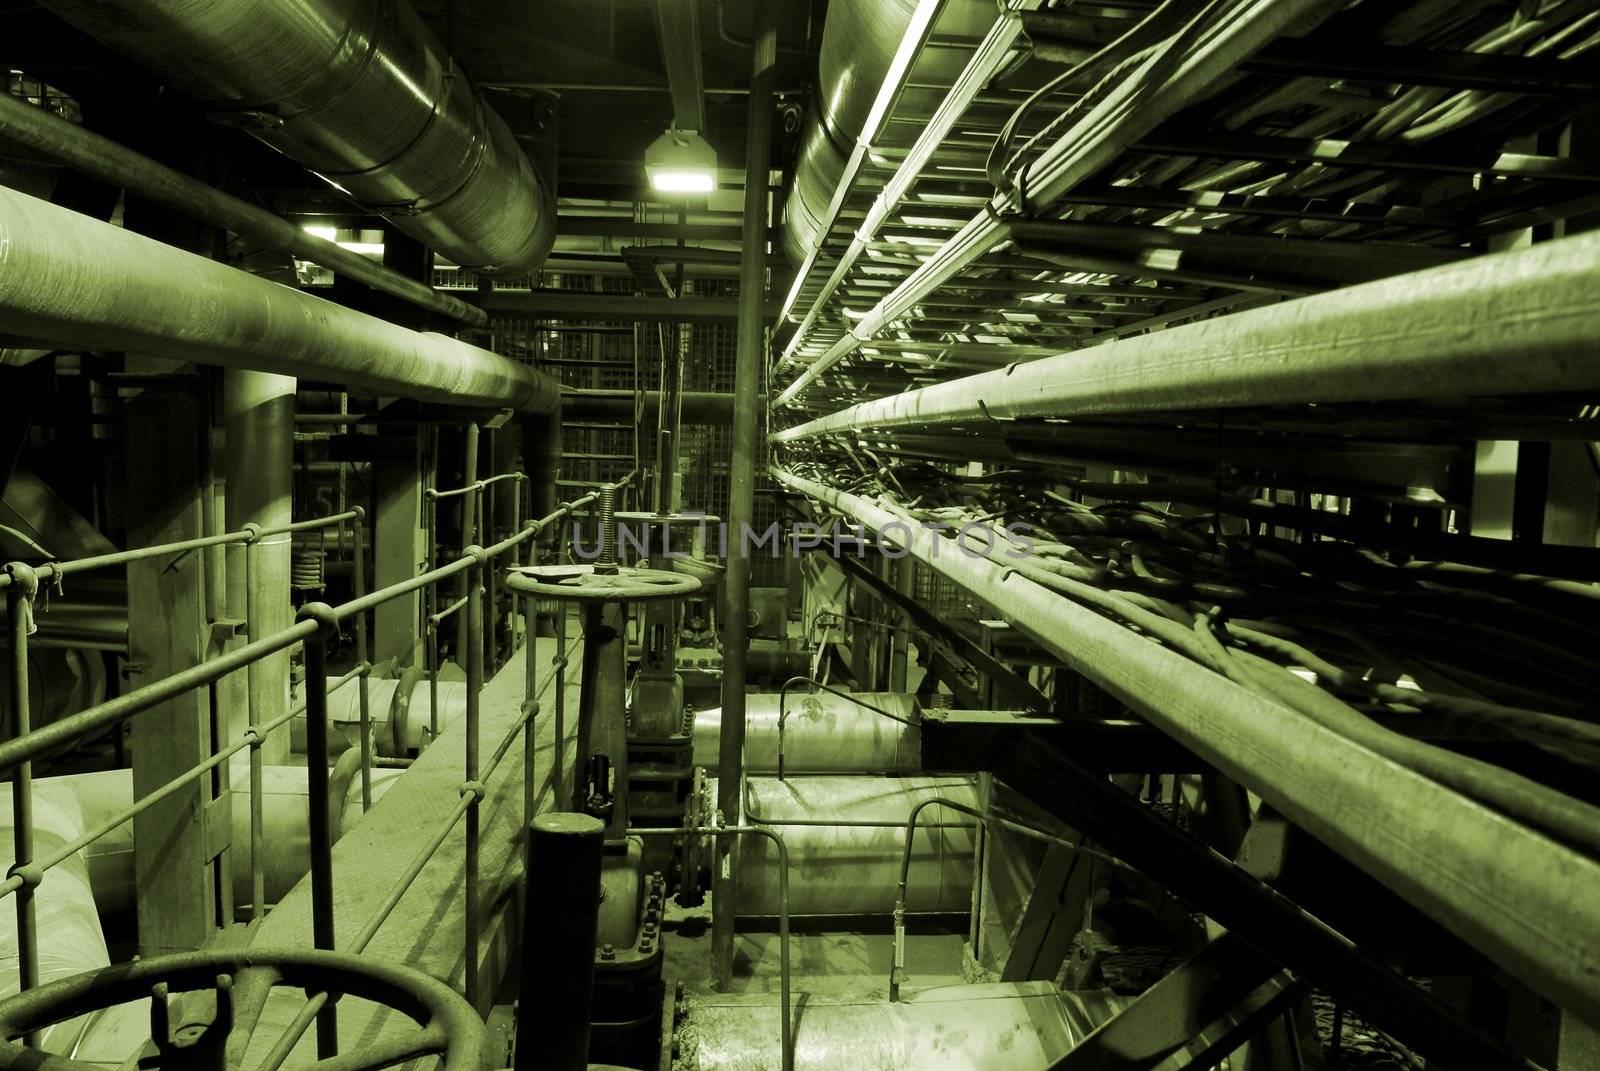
[296, 602, 340, 1057]
[349, 508, 372, 811]
[463, 545, 485, 1009]
[242, 528, 267, 923]
[553, 609, 568, 812]
[4, 563, 40, 1047]
[424, 490, 440, 744]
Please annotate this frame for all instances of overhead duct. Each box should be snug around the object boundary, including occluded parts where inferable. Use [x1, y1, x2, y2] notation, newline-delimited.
[37, 0, 555, 276]
[781, 0, 990, 266]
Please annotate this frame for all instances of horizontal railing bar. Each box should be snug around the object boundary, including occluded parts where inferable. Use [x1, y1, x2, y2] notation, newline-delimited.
[0, 508, 361, 590]
[0, 662, 370, 899]
[427, 595, 470, 628]
[424, 471, 528, 501]
[0, 620, 317, 772]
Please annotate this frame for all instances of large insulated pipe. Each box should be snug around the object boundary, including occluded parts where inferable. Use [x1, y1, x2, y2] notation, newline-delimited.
[14, 765, 400, 920]
[773, 226, 1600, 440]
[781, 0, 991, 265]
[0, 785, 105, 1056]
[37, 0, 555, 275]
[0, 186, 560, 412]
[692, 693, 920, 774]
[725, 776, 978, 916]
[225, 370, 294, 765]
[288, 676, 469, 755]
[677, 981, 1108, 1071]
[0, 90, 486, 325]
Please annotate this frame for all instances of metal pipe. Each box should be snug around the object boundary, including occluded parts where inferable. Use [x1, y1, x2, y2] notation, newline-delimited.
[771, 464, 1600, 1026]
[3, 568, 39, 1047]
[713, 0, 777, 994]
[691, 691, 921, 773]
[774, 226, 1600, 440]
[295, 608, 338, 1057]
[463, 549, 484, 1009]
[0, 186, 560, 412]
[476, 289, 780, 323]
[0, 90, 486, 325]
[226, 371, 295, 765]
[771, 0, 1338, 407]
[39, 0, 555, 275]
[515, 812, 605, 1071]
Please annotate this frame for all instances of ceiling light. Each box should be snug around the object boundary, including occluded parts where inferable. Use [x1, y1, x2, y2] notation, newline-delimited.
[645, 128, 717, 195]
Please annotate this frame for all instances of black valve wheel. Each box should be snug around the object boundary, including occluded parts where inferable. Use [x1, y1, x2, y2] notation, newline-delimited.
[0, 948, 484, 1071]
[505, 563, 700, 602]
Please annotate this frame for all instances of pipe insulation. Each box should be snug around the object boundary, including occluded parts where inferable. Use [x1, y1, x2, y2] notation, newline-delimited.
[288, 676, 469, 755]
[692, 692, 920, 774]
[773, 227, 1600, 439]
[676, 981, 1111, 1071]
[37, 0, 555, 275]
[8, 766, 400, 921]
[0, 185, 561, 412]
[0, 785, 105, 1055]
[721, 776, 977, 917]
[771, 465, 1600, 1025]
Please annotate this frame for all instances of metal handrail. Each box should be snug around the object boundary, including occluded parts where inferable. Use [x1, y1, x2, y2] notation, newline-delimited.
[0, 479, 609, 1060]
[0, 508, 360, 590]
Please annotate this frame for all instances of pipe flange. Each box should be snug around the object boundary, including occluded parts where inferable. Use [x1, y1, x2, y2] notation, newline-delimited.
[504, 564, 700, 603]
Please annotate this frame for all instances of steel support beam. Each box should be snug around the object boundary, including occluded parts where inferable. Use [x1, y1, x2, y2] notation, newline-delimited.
[653, 0, 706, 134]
[0, 187, 561, 412]
[771, 227, 1600, 441]
[770, 465, 1600, 1029]
[562, 390, 735, 425]
[711, 0, 775, 992]
[476, 289, 779, 324]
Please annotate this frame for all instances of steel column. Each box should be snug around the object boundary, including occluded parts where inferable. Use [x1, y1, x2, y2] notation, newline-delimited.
[711, 0, 776, 992]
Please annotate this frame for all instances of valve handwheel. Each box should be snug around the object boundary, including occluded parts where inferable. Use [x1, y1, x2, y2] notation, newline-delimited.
[506, 563, 700, 602]
[0, 948, 483, 1071]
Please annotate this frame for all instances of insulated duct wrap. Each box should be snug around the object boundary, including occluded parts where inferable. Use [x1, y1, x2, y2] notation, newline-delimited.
[38, 0, 554, 274]
[724, 775, 978, 916]
[782, 0, 992, 265]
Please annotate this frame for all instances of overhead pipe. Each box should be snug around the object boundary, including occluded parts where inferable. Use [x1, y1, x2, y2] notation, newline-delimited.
[0, 186, 560, 413]
[37, 0, 555, 276]
[0, 91, 487, 326]
[770, 464, 1600, 1027]
[772, 0, 1342, 408]
[771, 226, 1600, 440]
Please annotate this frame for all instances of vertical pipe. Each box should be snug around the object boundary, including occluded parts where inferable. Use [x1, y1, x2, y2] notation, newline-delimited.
[298, 609, 338, 1056]
[456, 424, 480, 663]
[244, 539, 265, 923]
[351, 509, 372, 812]
[4, 566, 40, 1048]
[464, 552, 484, 1009]
[554, 611, 569, 811]
[224, 369, 294, 763]
[712, 0, 776, 992]
[515, 812, 605, 1071]
[888, 555, 913, 693]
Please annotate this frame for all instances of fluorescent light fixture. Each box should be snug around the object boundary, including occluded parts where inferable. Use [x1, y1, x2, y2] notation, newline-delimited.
[645, 128, 717, 195]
